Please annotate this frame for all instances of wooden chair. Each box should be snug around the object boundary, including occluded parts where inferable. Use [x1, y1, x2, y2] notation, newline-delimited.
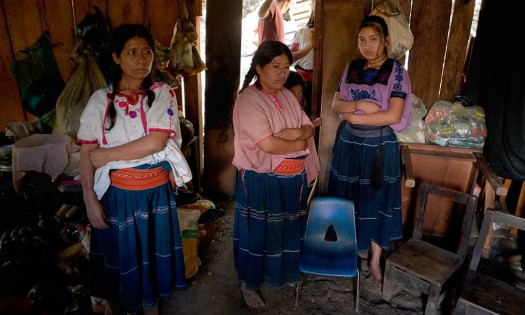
[382, 182, 478, 314]
[295, 197, 359, 312]
[453, 209, 525, 315]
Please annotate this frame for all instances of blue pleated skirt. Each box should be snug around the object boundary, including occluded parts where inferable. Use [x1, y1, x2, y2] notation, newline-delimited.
[233, 169, 308, 290]
[88, 161, 186, 312]
[328, 123, 403, 252]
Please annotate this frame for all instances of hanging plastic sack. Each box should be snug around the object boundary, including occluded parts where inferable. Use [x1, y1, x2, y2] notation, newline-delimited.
[185, 44, 207, 76]
[10, 32, 65, 117]
[151, 41, 183, 89]
[370, 0, 414, 59]
[169, 0, 206, 76]
[52, 55, 107, 137]
[170, 19, 194, 72]
[70, 6, 111, 82]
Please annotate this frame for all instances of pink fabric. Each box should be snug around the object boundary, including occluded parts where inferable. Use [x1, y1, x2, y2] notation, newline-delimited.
[12, 134, 80, 192]
[304, 137, 320, 184]
[232, 85, 313, 173]
[258, 1, 285, 44]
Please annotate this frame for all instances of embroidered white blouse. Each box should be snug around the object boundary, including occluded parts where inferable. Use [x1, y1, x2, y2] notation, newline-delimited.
[77, 82, 192, 199]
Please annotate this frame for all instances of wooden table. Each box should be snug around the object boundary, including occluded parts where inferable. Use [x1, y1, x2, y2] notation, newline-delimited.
[400, 143, 507, 241]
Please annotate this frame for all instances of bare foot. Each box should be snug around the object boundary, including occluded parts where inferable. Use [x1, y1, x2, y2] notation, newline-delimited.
[369, 263, 383, 286]
[241, 283, 266, 308]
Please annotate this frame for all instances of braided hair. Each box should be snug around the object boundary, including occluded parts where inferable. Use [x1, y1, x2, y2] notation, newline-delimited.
[240, 40, 293, 93]
[106, 24, 156, 130]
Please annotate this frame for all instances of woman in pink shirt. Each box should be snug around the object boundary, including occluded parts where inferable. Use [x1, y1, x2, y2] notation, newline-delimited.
[232, 40, 314, 308]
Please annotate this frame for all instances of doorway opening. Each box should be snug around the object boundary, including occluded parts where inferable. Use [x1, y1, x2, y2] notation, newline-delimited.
[240, 0, 314, 87]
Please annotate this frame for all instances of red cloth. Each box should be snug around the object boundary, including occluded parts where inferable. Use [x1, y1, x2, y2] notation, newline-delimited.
[295, 67, 313, 82]
[258, 1, 284, 44]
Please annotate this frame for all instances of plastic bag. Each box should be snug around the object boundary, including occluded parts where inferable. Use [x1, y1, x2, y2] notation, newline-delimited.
[395, 94, 427, 143]
[52, 55, 107, 137]
[70, 6, 111, 81]
[170, 20, 194, 71]
[424, 101, 487, 149]
[176, 207, 201, 278]
[169, 18, 206, 76]
[370, 0, 414, 59]
[10, 32, 65, 117]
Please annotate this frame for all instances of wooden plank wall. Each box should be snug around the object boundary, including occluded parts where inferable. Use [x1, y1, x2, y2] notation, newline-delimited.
[0, 0, 205, 132]
[315, 0, 477, 194]
[289, 0, 312, 26]
[315, 0, 367, 194]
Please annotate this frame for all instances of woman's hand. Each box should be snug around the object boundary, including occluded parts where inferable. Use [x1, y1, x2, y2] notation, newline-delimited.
[84, 197, 109, 229]
[275, 124, 314, 141]
[89, 148, 110, 168]
[274, 128, 302, 140]
[356, 100, 382, 114]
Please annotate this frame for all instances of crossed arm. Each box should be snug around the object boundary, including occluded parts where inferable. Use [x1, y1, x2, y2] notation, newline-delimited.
[331, 92, 405, 126]
[257, 125, 313, 155]
[79, 132, 170, 229]
[89, 132, 170, 168]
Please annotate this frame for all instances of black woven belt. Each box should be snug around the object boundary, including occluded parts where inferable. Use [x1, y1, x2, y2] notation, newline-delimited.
[344, 123, 393, 137]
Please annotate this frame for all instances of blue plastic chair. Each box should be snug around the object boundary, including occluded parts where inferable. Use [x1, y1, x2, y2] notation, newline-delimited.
[295, 196, 360, 312]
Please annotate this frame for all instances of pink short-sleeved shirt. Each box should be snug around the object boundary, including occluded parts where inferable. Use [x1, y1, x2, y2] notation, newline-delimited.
[232, 85, 313, 173]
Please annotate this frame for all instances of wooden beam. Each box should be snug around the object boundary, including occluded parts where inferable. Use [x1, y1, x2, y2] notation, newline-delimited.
[408, 1, 451, 108]
[440, 0, 475, 101]
[317, 0, 364, 195]
[42, 0, 76, 81]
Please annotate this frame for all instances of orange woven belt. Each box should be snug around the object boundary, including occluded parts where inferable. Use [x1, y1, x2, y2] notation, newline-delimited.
[110, 167, 174, 190]
[273, 159, 305, 176]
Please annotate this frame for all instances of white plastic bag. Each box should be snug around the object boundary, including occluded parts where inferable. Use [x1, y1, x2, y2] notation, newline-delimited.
[395, 94, 427, 143]
[370, 0, 414, 59]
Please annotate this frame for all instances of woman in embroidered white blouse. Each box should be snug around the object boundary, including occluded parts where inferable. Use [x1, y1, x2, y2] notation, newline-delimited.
[77, 24, 191, 315]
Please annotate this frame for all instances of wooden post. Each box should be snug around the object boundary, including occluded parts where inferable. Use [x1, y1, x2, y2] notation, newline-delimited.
[203, 0, 242, 197]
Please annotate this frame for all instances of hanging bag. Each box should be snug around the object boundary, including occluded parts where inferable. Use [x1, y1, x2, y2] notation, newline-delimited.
[370, 0, 413, 59]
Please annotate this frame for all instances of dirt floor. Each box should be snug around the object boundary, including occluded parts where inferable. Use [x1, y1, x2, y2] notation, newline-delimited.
[160, 198, 425, 315]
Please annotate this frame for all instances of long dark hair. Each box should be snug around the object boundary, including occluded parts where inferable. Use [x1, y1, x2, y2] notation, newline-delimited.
[358, 15, 389, 38]
[357, 15, 389, 57]
[106, 24, 156, 130]
[240, 40, 293, 93]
